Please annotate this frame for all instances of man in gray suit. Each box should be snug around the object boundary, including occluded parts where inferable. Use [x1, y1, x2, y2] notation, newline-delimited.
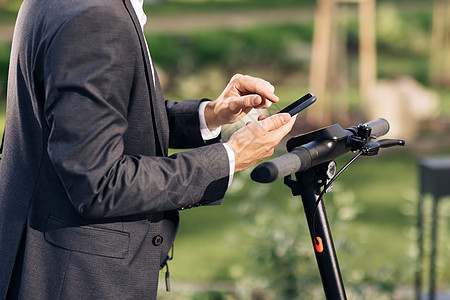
[0, 0, 295, 299]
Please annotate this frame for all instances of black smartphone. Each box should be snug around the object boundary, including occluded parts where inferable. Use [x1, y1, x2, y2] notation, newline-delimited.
[278, 93, 316, 116]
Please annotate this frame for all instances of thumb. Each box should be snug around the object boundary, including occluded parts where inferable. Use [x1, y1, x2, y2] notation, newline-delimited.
[259, 113, 291, 132]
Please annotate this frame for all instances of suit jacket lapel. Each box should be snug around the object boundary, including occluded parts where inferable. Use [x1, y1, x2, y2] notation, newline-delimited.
[123, 0, 168, 156]
[151, 69, 169, 156]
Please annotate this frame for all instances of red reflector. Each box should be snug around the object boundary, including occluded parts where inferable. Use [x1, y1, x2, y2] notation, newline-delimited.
[314, 237, 324, 253]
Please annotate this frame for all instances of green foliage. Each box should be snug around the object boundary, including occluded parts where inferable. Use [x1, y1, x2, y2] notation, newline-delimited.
[0, 10, 17, 24]
[147, 23, 313, 94]
[231, 183, 320, 299]
[375, 3, 432, 83]
[145, 0, 314, 15]
[0, 43, 10, 100]
[376, 3, 431, 57]
[0, 0, 21, 23]
[148, 23, 314, 69]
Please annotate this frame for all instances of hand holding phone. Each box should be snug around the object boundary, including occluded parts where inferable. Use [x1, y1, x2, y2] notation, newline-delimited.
[278, 93, 316, 116]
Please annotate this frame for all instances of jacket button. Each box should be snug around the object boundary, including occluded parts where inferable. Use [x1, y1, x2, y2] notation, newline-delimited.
[152, 235, 163, 246]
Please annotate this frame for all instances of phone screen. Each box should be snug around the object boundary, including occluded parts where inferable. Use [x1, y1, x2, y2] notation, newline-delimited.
[278, 93, 316, 116]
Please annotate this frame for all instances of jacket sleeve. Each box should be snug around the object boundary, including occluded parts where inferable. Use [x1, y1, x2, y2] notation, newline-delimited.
[165, 98, 221, 149]
[43, 6, 229, 219]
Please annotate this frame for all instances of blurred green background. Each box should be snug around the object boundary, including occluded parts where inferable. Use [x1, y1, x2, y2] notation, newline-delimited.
[1, 0, 450, 299]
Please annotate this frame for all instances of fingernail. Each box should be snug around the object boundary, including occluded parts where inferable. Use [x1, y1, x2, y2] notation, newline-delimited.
[281, 113, 291, 123]
[252, 96, 260, 106]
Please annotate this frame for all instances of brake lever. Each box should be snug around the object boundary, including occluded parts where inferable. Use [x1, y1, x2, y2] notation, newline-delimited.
[360, 139, 405, 156]
[361, 141, 380, 156]
[378, 139, 406, 148]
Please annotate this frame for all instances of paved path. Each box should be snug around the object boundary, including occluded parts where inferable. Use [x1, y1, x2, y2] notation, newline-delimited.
[145, 6, 314, 34]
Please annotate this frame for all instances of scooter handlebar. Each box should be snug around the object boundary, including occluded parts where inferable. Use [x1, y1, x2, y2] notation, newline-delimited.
[250, 147, 311, 183]
[363, 118, 390, 138]
[250, 118, 391, 183]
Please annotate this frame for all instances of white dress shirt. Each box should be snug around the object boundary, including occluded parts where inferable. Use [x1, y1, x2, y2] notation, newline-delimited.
[129, 0, 235, 184]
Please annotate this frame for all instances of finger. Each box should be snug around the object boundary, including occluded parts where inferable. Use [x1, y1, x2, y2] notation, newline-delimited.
[230, 94, 274, 111]
[227, 95, 259, 112]
[247, 95, 271, 109]
[253, 97, 273, 109]
[232, 74, 279, 103]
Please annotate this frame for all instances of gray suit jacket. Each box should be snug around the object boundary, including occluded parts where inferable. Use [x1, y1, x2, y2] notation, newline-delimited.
[0, 0, 230, 299]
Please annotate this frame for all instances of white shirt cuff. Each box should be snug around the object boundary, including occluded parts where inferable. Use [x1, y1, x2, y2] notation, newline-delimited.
[198, 101, 234, 187]
[223, 143, 235, 187]
[199, 101, 221, 140]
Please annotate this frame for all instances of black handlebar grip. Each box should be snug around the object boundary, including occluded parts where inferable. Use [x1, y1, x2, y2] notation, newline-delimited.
[364, 118, 390, 138]
[251, 147, 311, 183]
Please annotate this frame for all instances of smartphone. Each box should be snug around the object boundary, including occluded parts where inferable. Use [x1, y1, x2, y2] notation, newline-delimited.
[278, 93, 316, 116]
